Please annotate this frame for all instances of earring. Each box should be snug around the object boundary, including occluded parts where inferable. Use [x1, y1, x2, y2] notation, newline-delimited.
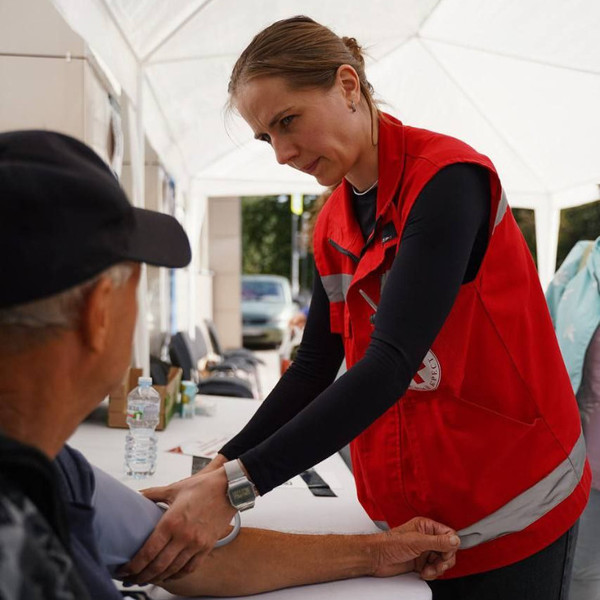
[350, 100, 357, 113]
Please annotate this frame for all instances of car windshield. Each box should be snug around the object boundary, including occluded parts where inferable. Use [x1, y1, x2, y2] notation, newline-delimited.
[242, 280, 285, 302]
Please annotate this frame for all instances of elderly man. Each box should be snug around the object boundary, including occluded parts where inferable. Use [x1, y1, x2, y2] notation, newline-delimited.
[0, 131, 459, 600]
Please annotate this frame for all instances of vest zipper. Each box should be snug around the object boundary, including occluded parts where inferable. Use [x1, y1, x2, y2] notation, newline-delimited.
[328, 238, 360, 263]
[360, 217, 382, 258]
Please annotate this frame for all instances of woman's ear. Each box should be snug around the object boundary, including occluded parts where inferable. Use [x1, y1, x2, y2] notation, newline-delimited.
[80, 276, 114, 353]
[336, 64, 361, 102]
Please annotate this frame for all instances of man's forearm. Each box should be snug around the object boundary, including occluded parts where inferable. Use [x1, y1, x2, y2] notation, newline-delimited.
[161, 527, 380, 597]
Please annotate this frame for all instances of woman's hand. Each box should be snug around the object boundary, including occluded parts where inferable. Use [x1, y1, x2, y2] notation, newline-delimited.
[370, 517, 460, 580]
[118, 467, 236, 584]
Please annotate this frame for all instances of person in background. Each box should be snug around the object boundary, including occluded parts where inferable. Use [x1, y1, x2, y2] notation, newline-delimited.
[125, 16, 588, 600]
[547, 237, 600, 600]
[0, 130, 459, 599]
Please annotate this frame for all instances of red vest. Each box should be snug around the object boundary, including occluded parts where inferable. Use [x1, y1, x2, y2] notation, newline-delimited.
[313, 114, 590, 577]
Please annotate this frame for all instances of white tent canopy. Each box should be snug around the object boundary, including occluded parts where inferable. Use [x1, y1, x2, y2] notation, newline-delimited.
[52, 0, 600, 287]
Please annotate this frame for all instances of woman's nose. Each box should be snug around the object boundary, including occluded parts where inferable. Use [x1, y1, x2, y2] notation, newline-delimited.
[272, 138, 298, 166]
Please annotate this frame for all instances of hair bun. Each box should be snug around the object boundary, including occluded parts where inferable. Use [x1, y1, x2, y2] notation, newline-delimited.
[342, 36, 365, 67]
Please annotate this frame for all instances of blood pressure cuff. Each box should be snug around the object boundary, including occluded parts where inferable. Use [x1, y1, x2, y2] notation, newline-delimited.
[54, 446, 124, 600]
[54, 446, 164, 596]
[90, 462, 164, 574]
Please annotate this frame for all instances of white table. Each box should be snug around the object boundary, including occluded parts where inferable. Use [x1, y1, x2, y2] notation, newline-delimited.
[69, 396, 430, 600]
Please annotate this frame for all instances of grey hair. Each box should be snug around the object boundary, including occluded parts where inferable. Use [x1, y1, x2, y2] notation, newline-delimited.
[0, 263, 134, 331]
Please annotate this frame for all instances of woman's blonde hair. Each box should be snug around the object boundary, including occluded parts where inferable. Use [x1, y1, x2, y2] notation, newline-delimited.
[228, 16, 377, 117]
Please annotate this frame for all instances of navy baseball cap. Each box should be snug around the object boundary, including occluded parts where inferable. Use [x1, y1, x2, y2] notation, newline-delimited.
[0, 130, 192, 308]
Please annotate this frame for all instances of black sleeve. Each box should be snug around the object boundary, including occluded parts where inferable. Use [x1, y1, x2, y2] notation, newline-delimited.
[239, 164, 490, 495]
[220, 272, 345, 460]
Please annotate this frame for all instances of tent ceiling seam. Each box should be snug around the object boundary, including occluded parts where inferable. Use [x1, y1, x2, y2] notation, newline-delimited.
[149, 32, 424, 66]
[360, 1, 442, 66]
[142, 0, 214, 64]
[365, 34, 416, 65]
[420, 36, 600, 76]
[552, 177, 600, 195]
[97, 0, 140, 62]
[417, 37, 550, 194]
[419, 0, 444, 33]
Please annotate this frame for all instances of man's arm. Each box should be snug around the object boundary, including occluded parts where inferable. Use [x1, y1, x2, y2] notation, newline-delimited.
[160, 518, 460, 597]
[83, 462, 458, 592]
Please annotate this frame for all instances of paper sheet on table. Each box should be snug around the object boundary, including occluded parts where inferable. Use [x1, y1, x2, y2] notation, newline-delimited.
[167, 434, 231, 458]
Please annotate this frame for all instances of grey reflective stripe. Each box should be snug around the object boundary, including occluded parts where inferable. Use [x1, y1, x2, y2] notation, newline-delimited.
[494, 189, 508, 229]
[321, 273, 353, 303]
[458, 431, 586, 550]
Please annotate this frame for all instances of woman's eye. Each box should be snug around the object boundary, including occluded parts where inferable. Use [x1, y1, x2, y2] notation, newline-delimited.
[280, 115, 295, 128]
[258, 133, 271, 144]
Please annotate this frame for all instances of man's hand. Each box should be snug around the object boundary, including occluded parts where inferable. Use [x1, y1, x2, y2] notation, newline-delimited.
[118, 467, 236, 584]
[371, 517, 460, 580]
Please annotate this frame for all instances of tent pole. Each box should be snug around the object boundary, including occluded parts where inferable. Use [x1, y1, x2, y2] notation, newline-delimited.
[130, 64, 150, 375]
[534, 202, 561, 291]
[186, 184, 201, 338]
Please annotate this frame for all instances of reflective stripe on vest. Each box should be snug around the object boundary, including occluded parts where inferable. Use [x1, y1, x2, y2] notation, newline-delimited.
[321, 273, 353, 303]
[458, 431, 586, 549]
[494, 189, 508, 229]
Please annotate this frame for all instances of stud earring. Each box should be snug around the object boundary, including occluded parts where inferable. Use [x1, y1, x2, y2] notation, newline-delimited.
[350, 100, 357, 113]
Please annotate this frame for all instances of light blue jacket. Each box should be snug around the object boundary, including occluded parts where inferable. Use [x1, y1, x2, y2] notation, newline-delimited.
[546, 238, 600, 396]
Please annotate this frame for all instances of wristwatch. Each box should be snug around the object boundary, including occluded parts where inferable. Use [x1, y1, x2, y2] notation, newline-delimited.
[224, 459, 257, 511]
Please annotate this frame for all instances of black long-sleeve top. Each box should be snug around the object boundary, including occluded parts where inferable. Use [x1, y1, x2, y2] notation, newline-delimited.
[221, 163, 491, 495]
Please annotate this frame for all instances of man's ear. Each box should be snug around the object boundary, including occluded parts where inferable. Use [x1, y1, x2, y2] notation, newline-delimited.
[80, 277, 114, 353]
[336, 64, 361, 102]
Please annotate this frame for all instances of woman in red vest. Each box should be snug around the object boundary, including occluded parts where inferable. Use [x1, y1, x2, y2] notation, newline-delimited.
[125, 16, 589, 599]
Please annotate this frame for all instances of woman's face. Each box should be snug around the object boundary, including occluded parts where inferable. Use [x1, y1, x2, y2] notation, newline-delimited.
[235, 74, 370, 187]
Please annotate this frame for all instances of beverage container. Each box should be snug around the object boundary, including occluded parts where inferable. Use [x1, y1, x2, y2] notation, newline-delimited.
[125, 376, 160, 478]
[180, 380, 198, 419]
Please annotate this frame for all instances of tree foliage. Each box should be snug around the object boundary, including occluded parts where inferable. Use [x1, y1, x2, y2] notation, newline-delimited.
[241, 196, 291, 277]
[512, 208, 537, 265]
[242, 195, 319, 295]
[557, 201, 600, 267]
[513, 201, 600, 270]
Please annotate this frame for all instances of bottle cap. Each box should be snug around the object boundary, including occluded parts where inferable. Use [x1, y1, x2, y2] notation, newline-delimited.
[138, 376, 153, 387]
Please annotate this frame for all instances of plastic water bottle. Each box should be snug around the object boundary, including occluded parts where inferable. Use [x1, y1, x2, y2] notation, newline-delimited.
[125, 376, 160, 478]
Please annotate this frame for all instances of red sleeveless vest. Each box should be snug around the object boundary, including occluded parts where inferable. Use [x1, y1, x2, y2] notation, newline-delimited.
[313, 114, 589, 577]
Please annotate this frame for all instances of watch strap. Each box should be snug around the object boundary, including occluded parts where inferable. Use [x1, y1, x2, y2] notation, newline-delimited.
[224, 459, 246, 482]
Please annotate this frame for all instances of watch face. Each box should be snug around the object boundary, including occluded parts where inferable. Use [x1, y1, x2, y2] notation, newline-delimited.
[229, 482, 255, 506]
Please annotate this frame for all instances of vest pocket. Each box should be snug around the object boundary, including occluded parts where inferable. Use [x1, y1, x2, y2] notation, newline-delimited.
[400, 391, 558, 531]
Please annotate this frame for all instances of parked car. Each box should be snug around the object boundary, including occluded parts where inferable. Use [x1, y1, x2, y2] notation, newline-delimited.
[242, 275, 298, 348]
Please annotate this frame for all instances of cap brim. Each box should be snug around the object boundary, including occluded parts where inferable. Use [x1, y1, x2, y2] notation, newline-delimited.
[125, 208, 192, 268]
